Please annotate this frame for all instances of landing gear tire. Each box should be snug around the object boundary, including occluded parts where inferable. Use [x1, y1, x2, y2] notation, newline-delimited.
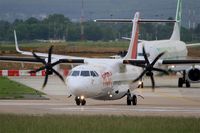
[127, 95, 132, 105]
[81, 99, 86, 106]
[186, 80, 191, 88]
[75, 97, 81, 106]
[127, 92, 132, 106]
[127, 99, 132, 105]
[178, 70, 191, 88]
[126, 90, 137, 106]
[132, 95, 137, 106]
[178, 77, 191, 88]
[75, 97, 86, 106]
[178, 78, 183, 87]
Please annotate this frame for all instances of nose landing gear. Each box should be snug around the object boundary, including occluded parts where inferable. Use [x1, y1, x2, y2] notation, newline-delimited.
[75, 96, 86, 106]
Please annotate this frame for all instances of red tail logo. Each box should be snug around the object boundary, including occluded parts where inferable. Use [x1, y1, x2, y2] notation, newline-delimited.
[131, 22, 139, 59]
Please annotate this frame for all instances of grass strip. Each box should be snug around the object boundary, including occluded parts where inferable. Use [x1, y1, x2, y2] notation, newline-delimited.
[0, 77, 44, 99]
[0, 114, 199, 133]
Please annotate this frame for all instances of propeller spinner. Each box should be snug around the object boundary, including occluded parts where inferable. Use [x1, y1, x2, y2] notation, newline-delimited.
[133, 46, 168, 91]
[29, 46, 65, 88]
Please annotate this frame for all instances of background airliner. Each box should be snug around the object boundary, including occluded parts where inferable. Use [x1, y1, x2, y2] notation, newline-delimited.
[96, 0, 200, 89]
[0, 0, 200, 106]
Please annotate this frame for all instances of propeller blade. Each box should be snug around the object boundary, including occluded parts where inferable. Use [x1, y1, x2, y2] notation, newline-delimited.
[29, 66, 46, 74]
[150, 74, 155, 91]
[52, 69, 65, 83]
[133, 70, 147, 82]
[32, 51, 46, 65]
[51, 60, 61, 67]
[42, 71, 49, 88]
[151, 52, 165, 66]
[152, 68, 169, 74]
[142, 46, 150, 65]
[131, 47, 166, 91]
[30, 46, 66, 88]
[48, 46, 54, 63]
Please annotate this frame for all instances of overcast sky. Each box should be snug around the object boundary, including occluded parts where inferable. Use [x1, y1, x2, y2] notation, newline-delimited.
[0, 0, 199, 27]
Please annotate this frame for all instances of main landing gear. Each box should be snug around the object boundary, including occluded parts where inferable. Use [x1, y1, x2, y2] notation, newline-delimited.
[178, 70, 190, 88]
[126, 90, 137, 106]
[75, 96, 86, 106]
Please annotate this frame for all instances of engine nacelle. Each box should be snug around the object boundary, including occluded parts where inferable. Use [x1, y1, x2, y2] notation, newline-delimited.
[186, 67, 200, 82]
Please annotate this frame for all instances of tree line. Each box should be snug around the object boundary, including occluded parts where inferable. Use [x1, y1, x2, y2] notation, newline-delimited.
[0, 14, 200, 43]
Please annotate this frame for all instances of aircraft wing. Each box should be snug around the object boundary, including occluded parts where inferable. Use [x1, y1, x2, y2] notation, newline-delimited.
[123, 59, 200, 65]
[94, 19, 176, 23]
[0, 56, 42, 63]
[123, 59, 200, 71]
[121, 37, 144, 43]
[0, 56, 84, 64]
[186, 43, 200, 48]
[14, 30, 86, 60]
[123, 60, 146, 66]
[16, 51, 86, 60]
[161, 59, 200, 65]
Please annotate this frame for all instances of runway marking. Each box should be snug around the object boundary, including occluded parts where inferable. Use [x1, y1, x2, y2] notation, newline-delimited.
[0, 101, 200, 116]
[1, 101, 200, 114]
[51, 106, 200, 114]
[0, 102, 70, 106]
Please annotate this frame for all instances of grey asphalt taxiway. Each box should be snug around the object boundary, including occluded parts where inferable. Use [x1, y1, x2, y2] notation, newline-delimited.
[0, 76, 200, 117]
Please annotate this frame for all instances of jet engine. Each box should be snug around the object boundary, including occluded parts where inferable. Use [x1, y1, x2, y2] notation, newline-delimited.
[186, 67, 200, 82]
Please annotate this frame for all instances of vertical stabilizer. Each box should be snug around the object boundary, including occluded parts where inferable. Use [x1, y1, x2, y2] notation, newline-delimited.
[170, 0, 182, 40]
[124, 12, 140, 59]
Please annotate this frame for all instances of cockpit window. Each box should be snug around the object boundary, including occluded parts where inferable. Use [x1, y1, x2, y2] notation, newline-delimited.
[80, 71, 90, 77]
[94, 71, 99, 76]
[90, 71, 99, 77]
[71, 71, 80, 76]
[71, 70, 99, 77]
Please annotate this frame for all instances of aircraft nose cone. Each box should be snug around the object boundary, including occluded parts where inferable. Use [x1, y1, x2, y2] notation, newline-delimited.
[67, 78, 89, 96]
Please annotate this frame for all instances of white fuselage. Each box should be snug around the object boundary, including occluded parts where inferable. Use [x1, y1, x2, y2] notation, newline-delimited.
[66, 40, 188, 101]
[137, 40, 187, 60]
[66, 60, 141, 100]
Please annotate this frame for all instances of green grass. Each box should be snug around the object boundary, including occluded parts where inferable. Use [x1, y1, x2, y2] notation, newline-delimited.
[0, 114, 199, 133]
[68, 40, 129, 48]
[0, 41, 129, 51]
[0, 42, 47, 51]
[0, 77, 43, 99]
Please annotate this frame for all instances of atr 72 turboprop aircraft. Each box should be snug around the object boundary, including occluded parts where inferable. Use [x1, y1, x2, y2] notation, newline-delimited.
[0, 0, 200, 106]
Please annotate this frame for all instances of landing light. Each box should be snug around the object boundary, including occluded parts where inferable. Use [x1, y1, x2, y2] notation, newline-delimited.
[80, 96, 85, 100]
[138, 81, 142, 85]
[171, 65, 175, 68]
[109, 94, 113, 98]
